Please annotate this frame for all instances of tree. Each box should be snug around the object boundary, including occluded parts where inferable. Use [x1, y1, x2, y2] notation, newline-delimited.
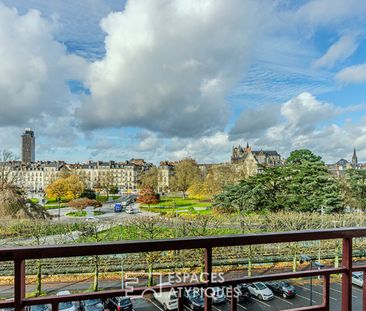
[46, 175, 84, 218]
[96, 171, 115, 199]
[344, 169, 366, 211]
[137, 186, 160, 207]
[285, 150, 344, 213]
[205, 164, 237, 196]
[64, 175, 85, 200]
[171, 159, 201, 198]
[45, 178, 67, 219]
[81, 189, 97, 200]
[140, 167, 159, 191]
[0, 150, 49, 219]
[0, 187, 49, 219]
[214, 149, 344, 214]
[188, 180, 209, 201]
[286, 149, 322, 164]
[0, 150, 19, 191]
[68, 198, 102, 212]
[127, 216, 165, 286]
[80, 222, 102, 291]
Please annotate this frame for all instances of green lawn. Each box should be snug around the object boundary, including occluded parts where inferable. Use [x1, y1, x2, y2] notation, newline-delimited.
[141, 205, 211, 215]
[65, 210, 105, 217]
[139, 196, 212, 216]
[140, 196, 211, 208]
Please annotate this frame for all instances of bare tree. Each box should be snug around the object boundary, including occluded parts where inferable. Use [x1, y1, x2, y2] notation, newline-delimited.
[0, 150, 19, 191]
[127, 216, 165, 286]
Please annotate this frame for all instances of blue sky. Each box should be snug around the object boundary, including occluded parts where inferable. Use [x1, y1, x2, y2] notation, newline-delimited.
[0, 0, 366, 164]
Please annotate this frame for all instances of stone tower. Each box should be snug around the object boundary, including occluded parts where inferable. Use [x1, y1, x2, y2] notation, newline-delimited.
[352, 147, 358, 165]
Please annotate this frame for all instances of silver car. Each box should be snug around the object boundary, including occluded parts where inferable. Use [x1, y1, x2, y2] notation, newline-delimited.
[352, 272, 364, 287]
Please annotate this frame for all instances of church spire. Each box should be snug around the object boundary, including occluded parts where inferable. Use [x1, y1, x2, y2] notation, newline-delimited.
[352, 147, 358, 165]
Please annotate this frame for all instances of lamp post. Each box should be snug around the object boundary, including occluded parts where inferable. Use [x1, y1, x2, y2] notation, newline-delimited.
[300, 255, 313, 306]
[58, 197, 61, 220]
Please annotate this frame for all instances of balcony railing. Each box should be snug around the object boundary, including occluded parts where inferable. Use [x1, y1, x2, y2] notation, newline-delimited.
[1, 227, 366, 311]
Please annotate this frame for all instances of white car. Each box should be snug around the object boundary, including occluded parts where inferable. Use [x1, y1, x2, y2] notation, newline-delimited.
[247, 282, 274, 301]
[126, 207, 138, 214]
[352, 272, 364, 287]
[153, 282, 178, 310]
[56, 291, 79, 311]
[211, 287, 226, 304]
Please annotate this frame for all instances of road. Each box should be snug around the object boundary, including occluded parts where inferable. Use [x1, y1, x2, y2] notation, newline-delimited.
[46, 202, 156, 222]
[118, 282, 364, 311]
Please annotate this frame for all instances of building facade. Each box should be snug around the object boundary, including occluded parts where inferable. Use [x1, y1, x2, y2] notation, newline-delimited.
[328, 148, 364, 177]
[5, 159, 151, 193]
[21, 128, 35, 163]
[158, 161, 175, 193]
[231, 143, 281, 167]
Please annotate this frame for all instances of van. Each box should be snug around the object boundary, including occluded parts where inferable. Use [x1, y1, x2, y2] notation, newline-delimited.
[153, 282, 178, 310]
[114, 203, 122, 212]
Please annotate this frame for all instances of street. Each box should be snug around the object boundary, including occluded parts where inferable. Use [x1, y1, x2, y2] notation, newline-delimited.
[132, 282, 363, 311]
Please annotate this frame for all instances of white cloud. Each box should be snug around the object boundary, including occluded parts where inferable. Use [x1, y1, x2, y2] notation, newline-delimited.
[313, 34, 359, 68]
[1, 0, 124, 60]
[281, 92, 335, 130]
[336, 63, 366, 84]
[0, 3, 87, 126]
[296, 0, 366, 26]
[78, 0, 271, 137]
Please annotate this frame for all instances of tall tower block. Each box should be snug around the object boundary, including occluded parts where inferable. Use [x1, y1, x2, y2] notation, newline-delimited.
[21, 128, 35, 163]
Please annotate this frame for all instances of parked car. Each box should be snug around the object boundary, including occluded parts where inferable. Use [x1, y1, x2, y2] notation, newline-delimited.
[56, 290, 79, 311]
[236, 284, 252, 303]
[265, 281, 296, 298]
[210, 287, 226, 304]
[104, 296, 132, 311]
[352, 272, 364, 287]
[247, 282, 274, 301]
[80, 299, 105, 311]
[183, 289, 204, 310]
[27, 305, 51, 311]
[153, 282, 178, 310]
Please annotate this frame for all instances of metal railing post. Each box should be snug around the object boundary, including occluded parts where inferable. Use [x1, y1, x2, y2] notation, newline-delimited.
[322, 274, 330, 309]
[363, 271, 366, 311]
[52, 301, 59, 311]
[178, 287, 184, 311]
[14, 258, 25, 311]
[204, 247, 212, 311]
[230, 285, 237, 311]
[342, 237, 352, 311]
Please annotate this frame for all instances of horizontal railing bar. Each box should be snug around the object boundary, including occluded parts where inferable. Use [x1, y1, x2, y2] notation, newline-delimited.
[284, 305, 327, 311]
[0, 301, 14, 308]
[351, 265, 366, 272]
[1, 227, 365, 261]
[219, 267, 346, 286]
[0, 267, 346, 308]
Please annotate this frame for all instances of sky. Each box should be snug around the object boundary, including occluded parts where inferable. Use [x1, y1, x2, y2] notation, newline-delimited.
[1, 0, 366, 165]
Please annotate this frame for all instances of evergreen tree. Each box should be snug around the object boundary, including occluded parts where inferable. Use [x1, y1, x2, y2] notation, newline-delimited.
[214, 149, 344, 213]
